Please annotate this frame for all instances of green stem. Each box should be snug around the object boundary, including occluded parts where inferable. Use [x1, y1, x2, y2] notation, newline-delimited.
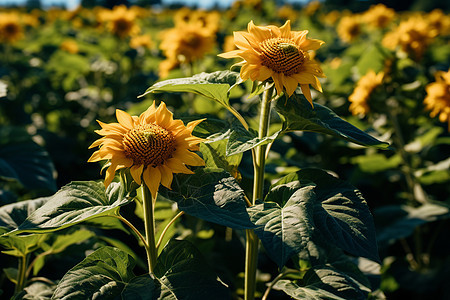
[142, 184, 158, 274]
[156, 211, 184, 250]
[114, 214, 148, 249]
[245, 83, 275, 300]
[15, 254, 28, 294]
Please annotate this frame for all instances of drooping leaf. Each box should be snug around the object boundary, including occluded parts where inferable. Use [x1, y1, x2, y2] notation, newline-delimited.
[200, 139, 242, 180]
[275, 94, 389, 149]
[375, 203, 450, 249]
[11, 181, 133, 234]
[272, 169, 380, 263]
[154, 239, 231, 300]
[0, 197, 48, 233]
[158, 168, 255, 230]
[226, 126, 281, 156]
[51, 246, 155, 300]
[0, 126, 57, 192]
[247, 184, 316, 268]
[139, 71, 247, 128]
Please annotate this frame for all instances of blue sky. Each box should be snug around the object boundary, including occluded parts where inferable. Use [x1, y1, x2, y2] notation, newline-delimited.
[1, 0, 310, 9]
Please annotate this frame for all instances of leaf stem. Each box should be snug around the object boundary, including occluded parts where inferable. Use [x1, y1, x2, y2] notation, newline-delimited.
[114, 213, 148, 249]
[262, 269, 301, 300]
[156, 211, 184, 250]
[142, 184, 158, 274]
[14, 254, 28, 294]
[25, 250, 52, 279]
[245, 83, 275, 300]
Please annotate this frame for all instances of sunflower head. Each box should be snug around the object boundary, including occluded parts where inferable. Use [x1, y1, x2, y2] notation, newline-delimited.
[337, 15, 362, 43]
[218, 20, 325, 106]
[424, 70, 450, 130]
[88, 101, 205, 198]
[0, 13, 24, 43]
[363, 4, 395, 29]
[348, 70, 384, 116]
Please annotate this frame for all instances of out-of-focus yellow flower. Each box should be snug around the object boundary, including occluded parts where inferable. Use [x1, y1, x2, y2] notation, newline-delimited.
[159, 22, 215, 65]
[426, 9, 450, 37]
[60, 39, 79, 54]
[382, 16, 433, 60]
[304, 0, 321, 16]
[218, 20, 326, 105]
[173, 7, 192, 25]
[98, 5, 140, 38]
[21, 13, 40, 28]
[0, 12, 23, 43]
[277, 5, 298, 21]
[322, 10, 341, 26]
[130, 34, 153, 50]
[88, 102, 205, 198]
[159, 58, 180, 78]
[329, 57, 342, 69]
[349, 70, 384, 116]
[424, 69, 450, 130]
[337, 15, 362, 43]
[223, 35, 237, 53]
[363, 4, 395, 29]
[174, 8, 220, 33]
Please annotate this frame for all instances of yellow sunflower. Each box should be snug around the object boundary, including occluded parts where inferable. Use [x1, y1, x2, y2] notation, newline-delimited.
[0, 12, 24, 43]
[337, 15, 362, 43]
[60, 39, 79, 54]
[363, 4, 395, 29]
[218, 20, 325, 106]
[348, 70, 384, 116]
[88, 102, 205, 198]
[424, 69, 450, 130]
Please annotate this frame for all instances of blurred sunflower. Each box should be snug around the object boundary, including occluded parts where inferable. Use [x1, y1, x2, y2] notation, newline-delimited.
[363, 4, 395, 29]
[159, 22, 215, 73]
[130, 34, 153, 50]
[337, 15, 362, 43]
[218, 20, 325, 105]
[382, 16, 433, 60]
[277, 5, 298, 22]
[60, 39, 79, 54]
[348, 70, 384, 116]
[100, 5, 140, 38]
[426, 9, 450, 37]
[0, 12, 23, 43]
[424, 69, 450, 130]
[88, 102, 205, 198]
[304, 0, 321, 16]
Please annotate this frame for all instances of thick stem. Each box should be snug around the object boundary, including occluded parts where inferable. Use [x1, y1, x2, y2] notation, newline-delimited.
[245, 84, 275, 300]
[142, 184, 158, 274]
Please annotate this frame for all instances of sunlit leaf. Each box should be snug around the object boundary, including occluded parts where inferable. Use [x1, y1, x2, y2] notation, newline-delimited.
[273, 279, 346, 300]
[226, 126, 281, 156]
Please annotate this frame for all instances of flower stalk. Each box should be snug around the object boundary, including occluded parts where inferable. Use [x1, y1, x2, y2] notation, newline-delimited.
[142, 184, 158, 274]
[245, 83, 275, 300]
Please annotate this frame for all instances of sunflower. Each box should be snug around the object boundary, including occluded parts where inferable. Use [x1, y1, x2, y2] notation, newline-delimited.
[98, 5, 140, 38]
[218, 20, 325, 105]
[88, 102, 205, 198]
[348, 70, 384, 116]
[424, 69, 450, 130]
[0, 12, 24, 43]
[337, 15, 362, 43]
[60, 39, 79, 54]
[363, 4, 395, 29]
[130, 34, 153, 50]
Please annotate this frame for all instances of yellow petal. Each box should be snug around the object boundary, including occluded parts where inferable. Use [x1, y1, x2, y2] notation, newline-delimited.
[143, 166, 161, 199]
[218, 49, 242, 59]
[247, 20, 273, 42]
[300, 84, 314, 107]
[116, 109, 134, 130]
[140, 101, 157, 123]
[284, 76, 299, 96]
[299, 38, 324, 51]
[279, 20, 291, 39]
[159, 164, 173, 189]
[104, 163, 118, 188]
[166, 157, 194, 174]
[233, 31, 253, 50]
[176, 150, 205, 166]
[272, 73, 284, 96]
[88, 138, 105, 149]
[258, 66, 273, 81]
[87, 150, 105, 162]
[155, 102, 173, 128]
[130, 164, 144, 185]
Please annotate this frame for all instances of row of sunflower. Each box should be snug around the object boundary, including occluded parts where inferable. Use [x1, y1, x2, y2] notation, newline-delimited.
[0, 1, 449, 299]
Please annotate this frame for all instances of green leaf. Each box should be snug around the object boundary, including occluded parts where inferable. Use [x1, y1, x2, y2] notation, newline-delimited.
[200, 139, 243, 180]
[51, 246, 155, 299]
[273, 280, 346, 300]
[0, 126, 57, 192]
[158, 168, 255, 230]
[226, 126, 281, 156]
[375, 203, 450, 249]
[351, 153, 402, 173]
[154, 239, 231, 300]
[139, 71, 247, 128]
[11, 181, 133, 234]
[356, 44, 388, 76]
[247, 183, 316, 268]
[13, 281, 56, 300]
[0, 198, 48, 233]
[302, 265, 371, 299]
[274, 169, 380, 263]
[122, 275, 157, 299]
[275, 94, 389, 149]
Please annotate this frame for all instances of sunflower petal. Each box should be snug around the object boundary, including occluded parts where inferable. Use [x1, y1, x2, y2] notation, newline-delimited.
[300, 84, 314, 107]
[166, 157, 194, 174]
[116, 109, 134, 130]
[284, 76, 299, 96]
[279, 20, 291, 38]
[130, 164, 144, 185]
[159, 165, 173, 189]
[143, 166, 161, 199]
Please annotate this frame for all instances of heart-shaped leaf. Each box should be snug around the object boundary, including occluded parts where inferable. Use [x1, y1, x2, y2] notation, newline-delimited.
[154, 239, 230, 300]
[275, 94, 389, 149]
[158, 168, 255, 230]
[10, 181, 133, 234]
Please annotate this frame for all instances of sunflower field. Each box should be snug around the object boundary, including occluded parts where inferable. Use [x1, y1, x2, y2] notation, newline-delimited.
[1, 0, 449, 299]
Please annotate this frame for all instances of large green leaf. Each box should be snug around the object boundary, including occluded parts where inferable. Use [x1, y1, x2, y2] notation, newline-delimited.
[9, 181, 133, 234]
[226, 126, 281, 156]
[139, 71, 246, 127]
[154, 239, 231, 300]
[247, 183, 315, 268]
[375, 203, 450, 249]
[271, 169, 379, 263]
[200, 139, 242, 180]
[51, 246, 155, 300]
[275, 93, 389, 149]
[0, 126, 57, 192]
[158, 168, 255, 230]
[273, 280, 345, 300]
